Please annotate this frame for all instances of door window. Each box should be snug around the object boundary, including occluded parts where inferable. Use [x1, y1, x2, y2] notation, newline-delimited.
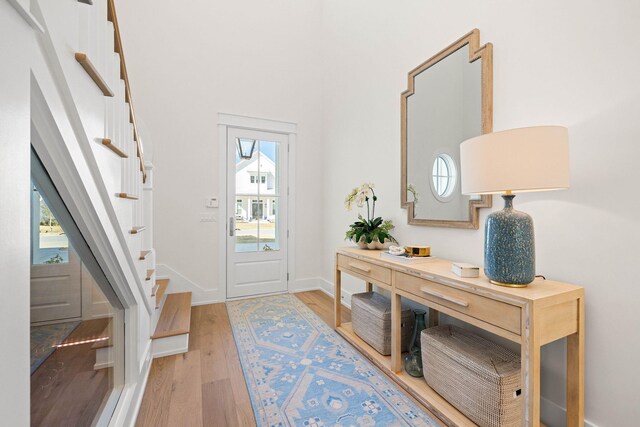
[234, 139, 281, 253]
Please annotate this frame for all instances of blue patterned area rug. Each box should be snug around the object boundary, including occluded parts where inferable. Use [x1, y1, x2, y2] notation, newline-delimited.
[226, 294, 439, 427]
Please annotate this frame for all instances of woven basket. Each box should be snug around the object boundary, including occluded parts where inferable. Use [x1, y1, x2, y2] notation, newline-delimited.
[351, 292, 414, 356]
[422, 325, 522, 427]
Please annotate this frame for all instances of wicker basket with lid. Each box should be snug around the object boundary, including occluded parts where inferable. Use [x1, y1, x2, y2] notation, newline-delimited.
[422, 325, 522, 427]
[351, 292, 414, 356]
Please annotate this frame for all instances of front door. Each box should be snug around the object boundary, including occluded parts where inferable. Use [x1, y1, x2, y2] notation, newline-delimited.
[30, 185, 82, 323]
[226, 128, 288, 298]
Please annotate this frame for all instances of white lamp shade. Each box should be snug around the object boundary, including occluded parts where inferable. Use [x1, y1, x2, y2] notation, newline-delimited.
[460, 126, 569, 195]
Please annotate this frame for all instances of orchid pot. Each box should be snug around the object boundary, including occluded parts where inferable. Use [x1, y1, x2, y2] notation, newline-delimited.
[344, 183, 396, 250]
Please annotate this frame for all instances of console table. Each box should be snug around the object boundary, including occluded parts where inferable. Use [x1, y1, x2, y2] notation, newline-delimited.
[334, 247, 584, 427]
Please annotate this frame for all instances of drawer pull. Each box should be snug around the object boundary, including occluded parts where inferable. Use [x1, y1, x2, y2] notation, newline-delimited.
[420, 287, 469, 307]
[348, 263, 371, 274]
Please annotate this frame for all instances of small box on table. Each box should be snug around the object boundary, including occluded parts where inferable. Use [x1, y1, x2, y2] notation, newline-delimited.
[451, 262, 480, 278]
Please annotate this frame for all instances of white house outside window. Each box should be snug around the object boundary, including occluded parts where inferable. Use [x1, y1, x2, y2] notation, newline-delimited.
[236, 152, 277, 222]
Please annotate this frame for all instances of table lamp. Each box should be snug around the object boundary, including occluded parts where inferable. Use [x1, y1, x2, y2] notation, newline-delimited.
[460, 126, 569, 287]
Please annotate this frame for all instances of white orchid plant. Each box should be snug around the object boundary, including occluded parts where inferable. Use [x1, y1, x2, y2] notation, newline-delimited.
[344, 183, 396, 245]
[407, 184, 419, 204]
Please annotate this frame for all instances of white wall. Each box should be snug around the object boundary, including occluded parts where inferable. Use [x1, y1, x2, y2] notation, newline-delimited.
[117, 0, 325, 303]
[320, 1, 640, 425]
[0, 2, 33, 422]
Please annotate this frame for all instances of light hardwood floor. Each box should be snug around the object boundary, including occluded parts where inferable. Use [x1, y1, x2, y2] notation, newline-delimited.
[135, 291, 437, 427]
[136, 300, 257, 427]
[31, 318, 112, 426]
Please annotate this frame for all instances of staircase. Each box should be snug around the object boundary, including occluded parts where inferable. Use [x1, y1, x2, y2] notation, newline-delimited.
[11, 0, 195, 422]
[57, 0, 159, 315]
[67, 0, 193, 358]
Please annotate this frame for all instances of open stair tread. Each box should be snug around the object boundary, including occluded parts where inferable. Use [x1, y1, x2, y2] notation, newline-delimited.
[151, 292, 192, 339]
[75, 52, 114, 97]
[129, 226, 146, 234]
[155, 278, 169, 308]
[145, 269, 155, 281]
[139, 250, 151, 260]
[101, 138, 128, 158]
[116, 193, 139, 200]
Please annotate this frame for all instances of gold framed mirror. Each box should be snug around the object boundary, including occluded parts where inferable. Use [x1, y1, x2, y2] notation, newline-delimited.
[401, 29, 493, 229]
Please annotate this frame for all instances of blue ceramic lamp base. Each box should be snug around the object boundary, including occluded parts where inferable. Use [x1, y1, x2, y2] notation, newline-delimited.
[484, 194, 535, 287]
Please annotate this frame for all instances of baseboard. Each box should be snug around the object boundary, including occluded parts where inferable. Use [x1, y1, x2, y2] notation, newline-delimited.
[540, 396, 597, 427]
[540, 396, 566, 427]
[156, 264, 224, 305]
[190, 298, 225, 306]
[156, 267, 334, 306]
[316, 277, 353, 308]
[225, 290, 288, 302]
[289, 277, 326, 293]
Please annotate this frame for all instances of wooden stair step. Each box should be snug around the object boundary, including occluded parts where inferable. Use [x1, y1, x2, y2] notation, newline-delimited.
[129, 226, 146, 234]
[145, 269, 155, 281]
[75, 52, 114, 97]
[155, 278, 169, 308]
[139, 250, 151, 260]
[151, 292, 192, 339]
[101, 138, 128, 158]
[116, 193, 139, 200]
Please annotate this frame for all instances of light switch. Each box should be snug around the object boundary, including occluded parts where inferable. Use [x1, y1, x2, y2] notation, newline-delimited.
[200, 212, 216, 222]
[205, 197, 219, 208]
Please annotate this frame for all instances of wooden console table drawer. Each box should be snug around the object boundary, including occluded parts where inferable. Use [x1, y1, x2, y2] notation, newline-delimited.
[337, 254, 391, 285]
[396, 271, 521, 336]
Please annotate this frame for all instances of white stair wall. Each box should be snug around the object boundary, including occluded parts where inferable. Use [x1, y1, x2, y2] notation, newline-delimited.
[24, 0, 159, 423]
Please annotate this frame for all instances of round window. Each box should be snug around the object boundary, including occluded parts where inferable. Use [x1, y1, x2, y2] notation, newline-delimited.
[430, 153, 457, 201]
